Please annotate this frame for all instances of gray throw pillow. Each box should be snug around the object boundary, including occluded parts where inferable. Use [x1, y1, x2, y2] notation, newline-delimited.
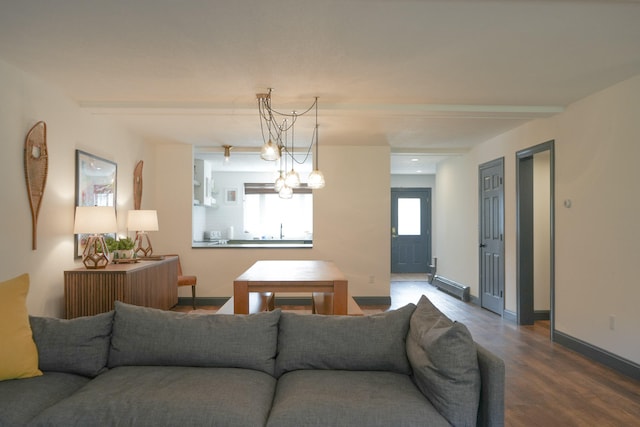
[406, 295, 480, 427]
[29, 311, 114, 378]
[108, 301, 281, 376]
[275, 303, 416, 377]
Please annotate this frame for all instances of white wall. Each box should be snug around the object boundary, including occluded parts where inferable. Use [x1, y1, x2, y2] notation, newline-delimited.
[153, 144, 392, 300]
[391, 174, 435, 188]
[0, 59, 149, 317]
[434, 73, 640, 364]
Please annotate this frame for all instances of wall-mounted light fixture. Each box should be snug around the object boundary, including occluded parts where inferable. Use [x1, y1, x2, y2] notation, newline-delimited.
[223, 145, 232, 163]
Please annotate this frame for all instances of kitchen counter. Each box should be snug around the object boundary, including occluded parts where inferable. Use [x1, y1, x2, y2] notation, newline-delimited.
[192, 240, 312, 248]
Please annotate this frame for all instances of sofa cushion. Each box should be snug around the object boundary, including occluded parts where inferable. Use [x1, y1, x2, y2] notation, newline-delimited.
[30, 366, 276, 427]
[407, 295, 481, 427]
[0, 372, 89, 426]
[29, 311, 113, 378]
[275, 303, 415, 377]
[109, 301, 280, 375]
[0, 273, 42, 381]
[476, 342, 506, 427]
[267, 370, 450, 427]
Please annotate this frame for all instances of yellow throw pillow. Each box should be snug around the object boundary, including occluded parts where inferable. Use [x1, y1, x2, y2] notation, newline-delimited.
[0, 273, 42, 381]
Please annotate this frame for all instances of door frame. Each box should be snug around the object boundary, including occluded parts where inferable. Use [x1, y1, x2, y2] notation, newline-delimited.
[516, 140, 555, 336]
[478, 158, 505, 315]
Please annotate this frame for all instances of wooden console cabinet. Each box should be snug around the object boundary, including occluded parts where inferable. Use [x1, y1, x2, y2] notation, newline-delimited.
[64, 256, 178, 319]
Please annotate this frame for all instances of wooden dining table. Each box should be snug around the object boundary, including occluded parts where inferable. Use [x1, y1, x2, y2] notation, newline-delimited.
[233, 260, 348, 315]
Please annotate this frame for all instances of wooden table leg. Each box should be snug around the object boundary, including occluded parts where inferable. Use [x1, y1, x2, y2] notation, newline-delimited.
[233, 280, 249, 314]
[332, 280, 348, 315]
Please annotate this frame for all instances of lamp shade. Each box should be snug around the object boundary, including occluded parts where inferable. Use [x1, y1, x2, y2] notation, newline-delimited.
[73, 206, 117, 234]
[127, 210, 159, 232]
[260, 139, 280, 161]
[307, 169, 325, 189]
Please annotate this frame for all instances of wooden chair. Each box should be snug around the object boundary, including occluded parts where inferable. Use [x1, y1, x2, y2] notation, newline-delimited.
[169, 255, 197, 309]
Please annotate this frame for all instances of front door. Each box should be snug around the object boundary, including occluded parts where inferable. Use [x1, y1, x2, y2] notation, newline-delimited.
[479, 159, 505, 315]
[391, 188, 431, 273]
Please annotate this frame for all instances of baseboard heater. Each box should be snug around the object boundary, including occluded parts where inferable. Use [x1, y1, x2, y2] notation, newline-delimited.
[432, 275, 470, 302]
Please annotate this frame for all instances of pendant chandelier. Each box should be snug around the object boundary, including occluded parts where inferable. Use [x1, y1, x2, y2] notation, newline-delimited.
[257, 89, 325, 198]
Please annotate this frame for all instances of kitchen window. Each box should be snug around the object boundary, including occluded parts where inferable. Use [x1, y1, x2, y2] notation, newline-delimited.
[192, 152, 314, 248]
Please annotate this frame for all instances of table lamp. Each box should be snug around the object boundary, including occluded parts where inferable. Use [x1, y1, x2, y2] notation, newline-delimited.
[73, 206, 118, 269]
[127, 209, 159, 257]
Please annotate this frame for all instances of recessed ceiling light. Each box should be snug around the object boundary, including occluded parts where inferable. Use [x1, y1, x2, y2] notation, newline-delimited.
[411, 158, 419, 162]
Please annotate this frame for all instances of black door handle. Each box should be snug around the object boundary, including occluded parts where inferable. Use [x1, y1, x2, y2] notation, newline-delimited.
[479, 243, 486, 248]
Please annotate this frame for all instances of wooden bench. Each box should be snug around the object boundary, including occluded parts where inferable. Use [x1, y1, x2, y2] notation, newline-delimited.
[311, 292, 364, 316]
[216, 292, 364, 316]
[216, 292, 274, 315]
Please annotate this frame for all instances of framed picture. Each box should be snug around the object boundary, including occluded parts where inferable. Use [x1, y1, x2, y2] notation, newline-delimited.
[225, 188, 238, 204]
[75, 150, 117, 257]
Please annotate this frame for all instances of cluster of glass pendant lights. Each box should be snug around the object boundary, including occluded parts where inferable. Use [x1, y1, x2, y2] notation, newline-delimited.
[257, 89, 325, 198]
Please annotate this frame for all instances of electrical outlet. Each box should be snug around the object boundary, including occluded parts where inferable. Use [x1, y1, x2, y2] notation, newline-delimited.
[609, 315, 615, 331]
[368, 275, 375, 284]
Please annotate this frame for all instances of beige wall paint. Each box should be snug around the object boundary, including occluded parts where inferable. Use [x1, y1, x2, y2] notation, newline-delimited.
[432, 155, 479, 289]
[435, 74, 640, 364]
[533, 151, 551, 311]
[553, 74, 640, 363]
[152, 144, 392, 299]
[0, 59, 148, 317]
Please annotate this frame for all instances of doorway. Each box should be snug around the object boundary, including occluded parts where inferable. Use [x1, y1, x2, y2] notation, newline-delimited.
[516, 140, 555, 335]
[391, 188, 431, 273]
[478, 158, 505, 315]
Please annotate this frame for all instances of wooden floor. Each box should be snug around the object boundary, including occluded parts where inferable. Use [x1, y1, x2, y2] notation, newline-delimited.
[173, 279, 640, 426]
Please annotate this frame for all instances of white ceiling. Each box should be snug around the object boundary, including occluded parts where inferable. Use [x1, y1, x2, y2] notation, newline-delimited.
[1, 0, 640, 174]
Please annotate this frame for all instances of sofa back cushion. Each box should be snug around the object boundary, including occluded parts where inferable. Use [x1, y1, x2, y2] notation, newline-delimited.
[275, 303, 415, 377]
[406, 295, 480, 427]
[108, 301, 281, 375]
[29, 311, 113, 378]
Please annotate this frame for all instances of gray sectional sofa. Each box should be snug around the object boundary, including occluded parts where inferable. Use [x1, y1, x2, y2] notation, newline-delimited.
[0, 295, 505, 427]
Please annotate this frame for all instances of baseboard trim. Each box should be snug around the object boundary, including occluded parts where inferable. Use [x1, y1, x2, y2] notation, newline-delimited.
[432, 275, 470, 302]
[503, 309, 517, 323]
[178, 297, 229, 307]
[534, 310, 550, 321]
[554, 330, 640, 381]
[353, 296, 392, 306]
[469, 294, 480, 306]
[178, 296, 392, 308]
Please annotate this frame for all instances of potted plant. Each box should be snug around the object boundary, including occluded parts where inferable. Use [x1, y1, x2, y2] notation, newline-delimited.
[106, 237, 136, 261]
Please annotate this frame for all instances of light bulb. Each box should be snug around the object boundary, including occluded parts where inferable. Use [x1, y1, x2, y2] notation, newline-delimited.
[279, 185, 293, 199]
[274, 174, 285, 192]
[307, 170, 325, 189]
[261, 140, 280, 161]
[285, 169, 300, 188]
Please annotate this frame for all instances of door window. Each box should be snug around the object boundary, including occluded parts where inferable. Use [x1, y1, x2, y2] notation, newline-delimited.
[398, 198, 421, 236]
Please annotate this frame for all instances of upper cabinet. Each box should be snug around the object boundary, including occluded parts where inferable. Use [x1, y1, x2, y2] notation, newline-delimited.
[193, 159, 217, 207]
